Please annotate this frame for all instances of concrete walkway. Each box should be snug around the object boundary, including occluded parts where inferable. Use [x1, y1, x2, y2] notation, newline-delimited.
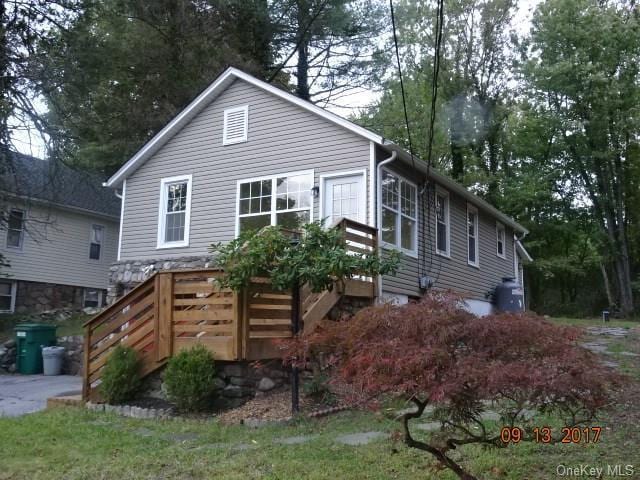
[0, 374, 81, 417]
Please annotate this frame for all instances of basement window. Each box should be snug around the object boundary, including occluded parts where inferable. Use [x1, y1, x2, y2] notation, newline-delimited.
[83, 289, 103, 308]
[223, 105, 249, 145]
[0, 280, 16, 313]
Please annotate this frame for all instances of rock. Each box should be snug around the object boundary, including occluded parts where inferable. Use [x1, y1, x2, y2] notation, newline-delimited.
[83, 307, 99, 315]
[257, 377, 276, 392]
[222, 363, 246, 377]
[213, 378, 227, 390]
[229, 376, 253, 387]
[3, 339, 16, 349]
[222, 385, 253, 398]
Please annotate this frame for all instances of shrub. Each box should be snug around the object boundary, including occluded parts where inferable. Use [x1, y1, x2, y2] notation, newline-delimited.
[99, 345, 141, 404]
[281, 292, 623, 480]
[164, 345, 216, 412]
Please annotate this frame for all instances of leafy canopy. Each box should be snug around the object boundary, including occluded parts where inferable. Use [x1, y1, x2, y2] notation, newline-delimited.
[211, 222, 400, 292]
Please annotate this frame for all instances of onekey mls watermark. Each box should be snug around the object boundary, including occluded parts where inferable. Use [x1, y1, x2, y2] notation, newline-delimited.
[556, 464, 635, 477]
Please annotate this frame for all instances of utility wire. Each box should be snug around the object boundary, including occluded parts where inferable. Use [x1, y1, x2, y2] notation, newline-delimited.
[389, 0, 415, 169]
[425, 0, 444, 176]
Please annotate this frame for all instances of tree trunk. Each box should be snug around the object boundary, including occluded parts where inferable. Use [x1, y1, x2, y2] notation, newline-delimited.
[295, 0, 311, 101]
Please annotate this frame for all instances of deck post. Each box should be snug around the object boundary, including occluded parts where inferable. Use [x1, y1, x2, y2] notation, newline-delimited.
[291, 279, 301, 414]
[82, 324, 91, 401]
[156, 273, 173, 361]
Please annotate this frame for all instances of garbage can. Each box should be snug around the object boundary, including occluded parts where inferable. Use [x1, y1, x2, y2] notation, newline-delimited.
[42, 346, 65, 375]
[14, 324, 57, 374]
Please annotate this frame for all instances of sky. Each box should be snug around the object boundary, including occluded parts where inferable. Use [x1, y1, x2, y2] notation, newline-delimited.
[12, 0, 541, 160]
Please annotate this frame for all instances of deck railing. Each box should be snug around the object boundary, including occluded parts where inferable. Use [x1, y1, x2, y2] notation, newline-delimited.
[83, 217, 377, 401]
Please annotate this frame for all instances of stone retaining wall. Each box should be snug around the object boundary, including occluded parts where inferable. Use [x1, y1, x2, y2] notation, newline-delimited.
[107, 256, 216, 304]
[14, 280, 86, 313]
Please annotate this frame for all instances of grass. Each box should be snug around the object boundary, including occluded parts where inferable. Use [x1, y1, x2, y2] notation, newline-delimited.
[0, 319, 638, 479]
[0, 312, 89, 342]
[549, 316, 639, 329]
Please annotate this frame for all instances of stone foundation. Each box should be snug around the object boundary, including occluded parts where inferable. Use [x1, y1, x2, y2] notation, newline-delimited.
[328, 295, 374, 320]
[14, 280, 86, 313]
[142, 359, 289, 409]
[107, 256, 216, 304]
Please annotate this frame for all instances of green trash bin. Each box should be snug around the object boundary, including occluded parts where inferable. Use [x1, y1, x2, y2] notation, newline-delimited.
[15, 324, 57, 374]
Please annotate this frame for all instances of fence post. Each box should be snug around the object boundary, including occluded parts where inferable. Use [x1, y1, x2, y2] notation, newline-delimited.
[156, 273, 173, 361]
[82, 325, 91, 401]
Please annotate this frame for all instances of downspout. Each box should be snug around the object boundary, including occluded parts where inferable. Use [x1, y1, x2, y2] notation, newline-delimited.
[103, 182, 122, 200]
[375, 150, 398, 300]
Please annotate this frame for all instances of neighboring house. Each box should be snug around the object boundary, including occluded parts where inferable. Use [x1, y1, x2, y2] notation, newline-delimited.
[104, 67, 531, 315]
[0, 153, 120, 313]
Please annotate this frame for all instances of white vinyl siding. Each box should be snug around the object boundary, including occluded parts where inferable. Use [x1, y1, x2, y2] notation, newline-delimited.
[435, 188, 450, 257]
[496, 222, 506, 259]
[222, 105, 249, 145]
[0, 280, 16, 313]
[157, 175, 192, 249]
[380, 169, 417, 256]
[467, 204, 479, 267]
[236, 171, 313, 234]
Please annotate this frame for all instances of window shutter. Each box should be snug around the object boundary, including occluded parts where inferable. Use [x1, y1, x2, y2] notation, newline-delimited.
[223, 106, 248, 145]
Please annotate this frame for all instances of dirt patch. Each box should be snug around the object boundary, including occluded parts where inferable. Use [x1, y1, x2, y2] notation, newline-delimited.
[217, 388, 332, 425]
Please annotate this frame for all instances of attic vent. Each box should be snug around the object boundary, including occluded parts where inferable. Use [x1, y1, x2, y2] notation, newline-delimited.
[223, 105, 249, 145]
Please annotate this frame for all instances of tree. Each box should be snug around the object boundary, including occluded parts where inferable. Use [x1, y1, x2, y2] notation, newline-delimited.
[521, 0, 640, 315]
[281, 294, 620, 479]
[39, 0, 273, 174]
[269, 0, 385, 106]
[211, 221, 400, 292]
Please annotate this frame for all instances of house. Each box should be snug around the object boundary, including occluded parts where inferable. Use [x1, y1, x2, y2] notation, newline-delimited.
[83, 67, 533, 399]
[0, 152, 120, 313]
[104, 67, 531, 315]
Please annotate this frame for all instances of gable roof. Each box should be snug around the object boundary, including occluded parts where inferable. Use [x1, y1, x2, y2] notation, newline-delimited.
[2, 152, 121, 218]
[105, 67, 527, 234]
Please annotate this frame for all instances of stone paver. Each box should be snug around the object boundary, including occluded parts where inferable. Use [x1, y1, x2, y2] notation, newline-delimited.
[581, 341, 610, 354]
[335, 431, 387, 446]
[414, 422, 441, 432]
[132, 427, 155, 437]
[619, 351, 640, 357]
[276, 434, 318, 445]
[0, 374, 81, 417]
[480, 411, 501, 421]
[586, 327, 629, 337]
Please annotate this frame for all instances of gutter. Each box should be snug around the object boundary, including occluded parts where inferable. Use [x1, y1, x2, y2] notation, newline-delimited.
[375, 150, 398, 300]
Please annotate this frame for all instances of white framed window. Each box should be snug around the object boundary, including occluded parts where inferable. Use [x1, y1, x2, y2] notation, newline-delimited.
[236, 170, 313, 234]
[496, 222, 506, 259]
[6, 209, 25, 249]
[223, 105, 249, 145]
[89, 224, 104, 260]
[467, 204, 480, 267]
[380, 169, 417, 255]
[83, 288, 103, 308]
[157, 174, 193, 249]
[0, 280, 16, 313]
[435, 187, 450, 257]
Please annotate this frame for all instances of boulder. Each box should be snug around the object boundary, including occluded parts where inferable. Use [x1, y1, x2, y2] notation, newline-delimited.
[257, 377, 276, 392]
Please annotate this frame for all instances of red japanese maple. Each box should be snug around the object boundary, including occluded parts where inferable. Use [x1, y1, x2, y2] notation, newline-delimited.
[281, 293, 621, 480]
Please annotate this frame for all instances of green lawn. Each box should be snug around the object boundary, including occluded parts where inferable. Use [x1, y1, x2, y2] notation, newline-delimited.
[0, 319, 638, 479]
[549, 316, 639, 329]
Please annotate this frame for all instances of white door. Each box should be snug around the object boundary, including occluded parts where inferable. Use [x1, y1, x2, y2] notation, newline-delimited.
[322, 173, 366, 224]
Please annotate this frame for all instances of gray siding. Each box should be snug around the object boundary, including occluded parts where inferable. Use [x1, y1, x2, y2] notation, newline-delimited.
[121, 79, 372, 260]
[379, 157, 516, 301]
[0, 202, 119, 288]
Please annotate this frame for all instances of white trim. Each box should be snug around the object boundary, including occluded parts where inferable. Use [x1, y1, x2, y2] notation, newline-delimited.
[378, 168, 418, 258]
[106, 67, 382, 187]
[467, 203, 480, 268]
[0, 280, 17, 313]
[496, 221, 506, 259]
[368, 142, 375, 226]
[222, 105, 249, 145]
[117, 179, 126, 261]
[156, 174, 193, 249]
[235, 169, 314, 236]
[319, 169, 367, 225]
[434, 186, 451, 258]
[5, 208, 25, 250]
[88, 223, 105, 261]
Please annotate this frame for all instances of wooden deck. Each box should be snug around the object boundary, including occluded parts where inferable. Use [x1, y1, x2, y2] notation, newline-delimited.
[82, 218, 377, 401]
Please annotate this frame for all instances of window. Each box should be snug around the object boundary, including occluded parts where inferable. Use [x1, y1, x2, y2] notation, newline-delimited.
[223, 105, 249, 145]
[381, 169, 417, 254]
[157, 175, 192, 248]
[237, 171, 313, 234]
[6, 209, 24, 248]
[496, 222, 506, 259]
[0, 281, 16, 313]
[467, 204, 479, 267]
[89, 224, 104, 260]
[435, 189, 450, 256]
[83, 289, 102, 308]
